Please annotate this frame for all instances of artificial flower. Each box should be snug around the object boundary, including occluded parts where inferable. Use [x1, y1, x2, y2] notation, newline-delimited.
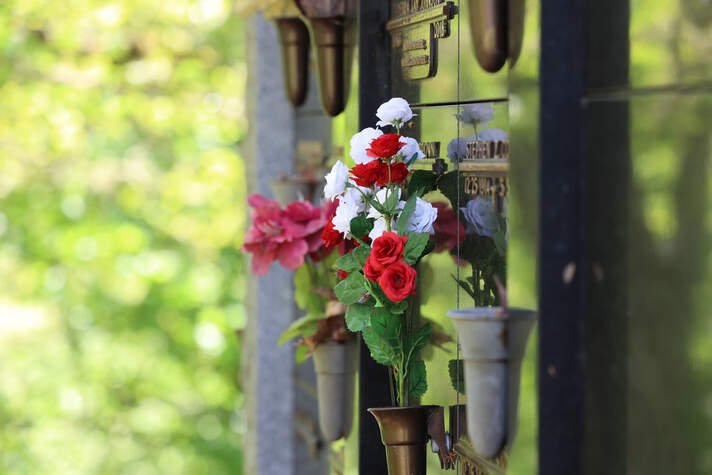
[432, 202, 465, 253]
[475, 127, 509, 141]
[369, 232, 409, 271]
[324, 160, 349, 200]
[350, 127, 383, 164]
[366, 133, 405, 159]
[377, 162, 409, 186]
[402, 197, 438, 234]
[455, 103, 495, 126]
[350, 160, 385, 187]
[461, 197, 499, 238]
[376, 97, 414, 128]
[377, 261, 417, 303]
[321, 220, 343, 248]
[332, 196, 361, 236]
[363, 257, 382, 282]
[399, 136, 425, 166]
[446, 136, 470, 162]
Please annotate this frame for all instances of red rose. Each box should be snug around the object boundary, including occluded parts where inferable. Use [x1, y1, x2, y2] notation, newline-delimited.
[378, 261, 417, 303]
[321, 219, 343, 247]
[350, 160, 386, 187]
[337, 269, 349, 280]
[367, 134, 405, 159]
[363, 257, 382, 282]
[376, 162, 409, 186]
[370, 232, 409, 271]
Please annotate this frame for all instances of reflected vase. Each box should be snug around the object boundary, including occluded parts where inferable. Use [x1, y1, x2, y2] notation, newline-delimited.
[447, 307, 536, 458]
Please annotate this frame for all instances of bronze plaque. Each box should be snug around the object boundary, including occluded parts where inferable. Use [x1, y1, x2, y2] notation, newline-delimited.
[461, 139, 510, 202]
[386, 0, 456, 80]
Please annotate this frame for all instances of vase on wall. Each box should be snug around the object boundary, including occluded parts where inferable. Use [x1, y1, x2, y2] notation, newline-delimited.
[273, 17, 310, 107]
[368, 405, 442, 475]
[447, 307, 536, 458]
[312, 336, 358, 441]
[467, 0, 525, 72]
[295, 0, 356, 116]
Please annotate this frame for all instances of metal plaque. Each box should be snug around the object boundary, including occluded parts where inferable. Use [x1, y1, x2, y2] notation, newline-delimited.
[386, 0, 456, 80]
[461, 140, 510, 204]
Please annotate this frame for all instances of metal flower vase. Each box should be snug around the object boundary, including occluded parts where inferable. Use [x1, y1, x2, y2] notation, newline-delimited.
[447, 307, 536, 458]
[467, 0, 525, 72]
[295, 0, 356, 116]
[368, 405, 441, 475]
[312, 337, 358, 441]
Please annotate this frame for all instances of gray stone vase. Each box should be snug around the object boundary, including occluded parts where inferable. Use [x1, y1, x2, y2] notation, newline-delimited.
[447, 307, 536, 458]
[312, 337, 358, 441]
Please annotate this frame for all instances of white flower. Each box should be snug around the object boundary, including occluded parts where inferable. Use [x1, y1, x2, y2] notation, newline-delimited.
[455, 103, 495, 126]
[341, 179, 371, 212]
[367, 188, 403, 240]
[476, 128, 509, 141]
[461, 197, 499, 238]
[324, 160, 349, 200]
[402, 197, 438, 234]
[332, 196, 361, 236]
[349, 127, 383, 165]
[376, 97, 414, 128]
[399, 136, 425, 167]
[446, 136, 470, 162]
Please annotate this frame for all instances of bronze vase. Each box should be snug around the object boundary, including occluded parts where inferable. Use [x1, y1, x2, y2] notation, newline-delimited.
[467, 0, 526, 73]
[368, 405, 439, 475]
[274, 17, 310, 107]
[294, 0, 356, 117]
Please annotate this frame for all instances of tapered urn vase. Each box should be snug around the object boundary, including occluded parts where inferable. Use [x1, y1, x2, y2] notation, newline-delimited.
[447, 307, 536, 458]
[368, 405, 440, 475]
[312, 337, 358, 441]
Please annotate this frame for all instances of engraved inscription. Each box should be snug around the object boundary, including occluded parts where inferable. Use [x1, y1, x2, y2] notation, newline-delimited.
[387, 1, 456, 80]
[419, 141, 441, 158]
[464, 176, 509, 198]
[466, 140, 510, 160]
[403, 39, 428, 52]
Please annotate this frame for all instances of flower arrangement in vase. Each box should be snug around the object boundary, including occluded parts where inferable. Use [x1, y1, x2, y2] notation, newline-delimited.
[242, 195, 358, 441]
[322, 98, 454, 473]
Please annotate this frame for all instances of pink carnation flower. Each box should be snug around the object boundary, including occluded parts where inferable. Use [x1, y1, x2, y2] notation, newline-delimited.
[242, 194, 328, 275]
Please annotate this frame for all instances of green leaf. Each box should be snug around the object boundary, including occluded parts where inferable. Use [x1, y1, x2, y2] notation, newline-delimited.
[451, 274, 477, 300]
[278, 314, 320, 346]
[383, 187, 400, 213]
[345, 304, 371, 332]
[493, 229, 506, 257]
[335, 251, 362, 272]
[408, 360, 428, 399]
[294, 265, 323, 314]
[404, 323, 431, 367]
[350, 215, 374, 239]
[397, 193, 418, 235]
[436, 171, 466, 210]
[353, 244, 371, 266]
[405, 152, 421, 168]
[388, 299, 408, 315]
[448, 359, 465, 395]
[403, 232, 430, 265]
[334, 271, 367, 305]
[295, 345, 310, 364]
[407, 170, 437, 196]
[362, 309, 402, 367]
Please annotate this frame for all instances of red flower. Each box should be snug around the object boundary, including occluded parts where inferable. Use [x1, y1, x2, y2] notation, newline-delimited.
[432, 202, 466, 253]
[363, 257, 382, 282]
[378, 261, 417, 303]
[366, 133, 405, 159]
[337, 269, 349, 280]
[321, 219, 343, 248]
[350, 160, 386, 187]
[376, 162, 409, 186]
[369, 232, 409, 271]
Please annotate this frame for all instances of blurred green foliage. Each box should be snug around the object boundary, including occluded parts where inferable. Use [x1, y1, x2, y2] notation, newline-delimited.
[0, 1, 247, 473]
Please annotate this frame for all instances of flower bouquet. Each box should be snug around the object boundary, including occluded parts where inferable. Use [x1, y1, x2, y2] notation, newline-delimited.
[322, 98, 452, 473]
[242, 194, 358, 441]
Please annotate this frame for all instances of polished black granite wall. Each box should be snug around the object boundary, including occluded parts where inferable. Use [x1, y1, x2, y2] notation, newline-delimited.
[541, 1, 712, 473]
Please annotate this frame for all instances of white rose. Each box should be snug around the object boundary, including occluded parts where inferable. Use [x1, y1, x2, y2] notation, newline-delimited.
[376, 97, 414, 128]
[323, 160, 349, 200]
[402, 197, 438, 234]
[367, 188, 403, 240]
[476, 127, 509, 141]
[332, 196, 361, 236]
[447, 137, 470, 162]
[461, 197, 499, 238]
[349, 127, 383, 164]
[399, 136, 425, 166]
[368, 216, 389, 240]
[341, 179, 371, 212]
[455, 103, 495, 126]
